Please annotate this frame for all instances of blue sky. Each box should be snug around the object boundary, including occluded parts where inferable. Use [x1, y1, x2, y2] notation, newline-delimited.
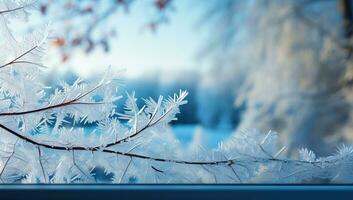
[44, 0, 208, 78]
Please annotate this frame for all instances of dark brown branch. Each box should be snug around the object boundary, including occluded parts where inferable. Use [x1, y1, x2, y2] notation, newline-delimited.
[0, 121, 327, 169]
[0, 82, 104, 116]
[0, 100, 75, 116]
[0, 6, 26, 15]
[0, 0, 36, 15]
[106, 96, 183, 148]
[0, 46, 39, 70]
[151, 166, 164, 173]
[0, 123, 236, 166]
[0, 81, 162, 151]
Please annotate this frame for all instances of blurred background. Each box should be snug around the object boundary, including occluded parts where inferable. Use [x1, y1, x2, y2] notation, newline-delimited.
[11, 0, 353, 156]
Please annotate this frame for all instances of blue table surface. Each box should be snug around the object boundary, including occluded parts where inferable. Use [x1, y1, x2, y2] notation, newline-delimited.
[0, 184, 353, 200]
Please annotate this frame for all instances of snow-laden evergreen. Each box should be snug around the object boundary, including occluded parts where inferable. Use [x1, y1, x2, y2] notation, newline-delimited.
[1, 0, 353, 183]
[200, 0, 350, 156]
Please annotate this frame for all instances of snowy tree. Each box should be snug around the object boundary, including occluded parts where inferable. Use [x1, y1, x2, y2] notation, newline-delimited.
[199, 0, 353, 156]
[1, 0, 353, 184]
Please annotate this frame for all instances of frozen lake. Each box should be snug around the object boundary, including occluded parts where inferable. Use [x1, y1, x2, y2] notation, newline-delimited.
[172, 125, 233, 149]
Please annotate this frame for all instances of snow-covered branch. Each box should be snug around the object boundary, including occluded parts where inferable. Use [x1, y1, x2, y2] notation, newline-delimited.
[0, 0, 353, 184]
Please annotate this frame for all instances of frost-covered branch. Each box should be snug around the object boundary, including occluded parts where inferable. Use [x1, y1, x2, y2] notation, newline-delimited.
[0, 80, 108, 116]
[114, 91, 188, 146]
[0, 122, 235, 165]
[0, 0, 35, 15]
[2, 119, 353, 183]
[1, 0, 353, 184]
[0, 142, 16, 182]
[0, 45, 41, 70]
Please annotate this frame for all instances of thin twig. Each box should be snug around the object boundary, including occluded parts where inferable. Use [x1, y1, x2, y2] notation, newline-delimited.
[151, 166, 164, 173]
[71, 150, 92, 181]
[119, 157, 132, 183]
[0, 142, 17, 179]
[228, 164, 242, 183]
[0, 0, 36, 15]
[0, 5, 27, 15]
[0, 46, 39, 70]
[37, 146, 48, 183]
[11, 61, 47, 68]
[0, 82, 105, 116]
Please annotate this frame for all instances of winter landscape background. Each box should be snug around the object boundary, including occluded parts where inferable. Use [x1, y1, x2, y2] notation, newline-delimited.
[21, 0, 353, 156]
[3, 0, 353, 184]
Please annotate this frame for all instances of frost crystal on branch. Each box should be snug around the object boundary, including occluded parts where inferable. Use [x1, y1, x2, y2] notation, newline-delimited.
[0, 0, 353, 184]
